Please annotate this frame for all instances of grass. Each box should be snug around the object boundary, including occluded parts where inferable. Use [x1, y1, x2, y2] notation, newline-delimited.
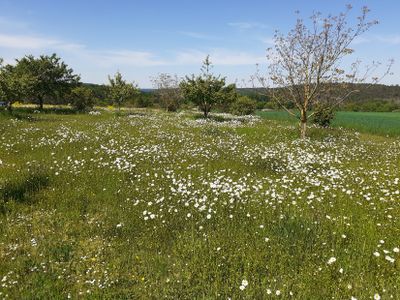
[257, 110, 400, 136]
[0, 108, 399, 299]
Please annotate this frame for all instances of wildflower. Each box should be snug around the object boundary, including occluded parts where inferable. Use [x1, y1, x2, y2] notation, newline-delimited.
[327, 257, 336, 265]
[373, 252, 380, 257]
[385, 255, 395, 263]
[374, 294, 381, 300]
[393, 247, 399, 253]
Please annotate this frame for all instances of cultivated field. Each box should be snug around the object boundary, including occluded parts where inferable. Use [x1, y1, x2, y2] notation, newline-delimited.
[258, 111, 400, 137]
[0, 109, 399, 299]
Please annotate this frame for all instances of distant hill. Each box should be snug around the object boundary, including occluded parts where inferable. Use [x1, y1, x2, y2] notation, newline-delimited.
[82, 82, 400, 111]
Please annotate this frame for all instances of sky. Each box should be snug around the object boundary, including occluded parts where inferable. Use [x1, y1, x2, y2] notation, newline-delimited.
[0, 0, 400, 87]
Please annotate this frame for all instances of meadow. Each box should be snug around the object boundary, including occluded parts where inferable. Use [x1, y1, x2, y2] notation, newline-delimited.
[0, 109, 399, 299]
[258, 111, 400, 137]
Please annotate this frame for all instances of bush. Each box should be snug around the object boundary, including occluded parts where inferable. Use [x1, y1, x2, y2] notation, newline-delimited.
[312, 103, 335, 127]
[68, 87, 95, 111]
[230, 96, 257, 115]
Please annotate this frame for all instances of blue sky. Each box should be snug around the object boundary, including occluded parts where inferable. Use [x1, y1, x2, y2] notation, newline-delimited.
[0, 0, 399, 87]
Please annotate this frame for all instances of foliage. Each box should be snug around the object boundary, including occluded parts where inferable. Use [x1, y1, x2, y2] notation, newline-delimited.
[180, 56, 236, 117]
[107, 72, 140, 110]
[15, 53, 80, 109]
[230, 96, 257, 115]
[258, 5, 387, 138]
[68, 86, 96, 111]
[151, 73, 182, 111]
[0, 59, 33, 111]
[312, 103, 335, 127]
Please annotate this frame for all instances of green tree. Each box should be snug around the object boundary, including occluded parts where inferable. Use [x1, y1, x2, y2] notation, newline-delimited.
[230, 96, 257, 115]
[15, 53, 80, 110]
[68, 86, 96, 111]
[180, 56, 235, 118]
[107, 72, 139, 111]
[0, 59, 32, 111]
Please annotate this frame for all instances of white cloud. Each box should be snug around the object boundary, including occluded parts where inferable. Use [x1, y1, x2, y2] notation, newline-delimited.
[259, 37, 274, 45]
[353, 35, 400, 45]
[0, 16, 29, 30]
[376, 35, 400, 45]
[228, 22, 269, 30]
[178, 31, 218, 40]
[86, 50, 167, 67]
[0, 33, 84, 50]
[175, 49, 266, 66]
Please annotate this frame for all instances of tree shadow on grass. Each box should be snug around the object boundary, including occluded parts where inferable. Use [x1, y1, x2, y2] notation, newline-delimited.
[0, 169, 50, 213]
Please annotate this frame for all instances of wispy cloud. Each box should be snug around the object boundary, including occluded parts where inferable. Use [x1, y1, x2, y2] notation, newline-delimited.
[0, 28, 269, 71]
[353, 35, 400, 45]
[259, 37, 274, 45]
[178, 31, 218, 40]
[228, 22, 269, 30]
[86, 50, 167, 67]
[376, 35, 400, 45]
[0, 16, 29, 30]
[175, 49, 266, 66]
[0, 33, 84, 51]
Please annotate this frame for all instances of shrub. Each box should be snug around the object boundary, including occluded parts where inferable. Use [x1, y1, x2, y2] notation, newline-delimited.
[312, 103, 335, 127]
[68, 87, 95, 111]
[230, 96, 257, 115]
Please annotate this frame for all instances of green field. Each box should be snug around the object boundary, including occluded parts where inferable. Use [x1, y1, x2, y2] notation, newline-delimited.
[0, 109, 399, 299]
[258, 111, 400, 137]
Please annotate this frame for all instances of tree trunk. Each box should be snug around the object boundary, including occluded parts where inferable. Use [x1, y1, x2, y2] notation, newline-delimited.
[203, 102, 209, 118]
[300, 109, 307, 139]
[38, 96, 43, 110]
[6, 101, 12, 112]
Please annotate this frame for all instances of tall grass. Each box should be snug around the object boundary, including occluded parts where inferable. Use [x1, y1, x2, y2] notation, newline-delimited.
[0, 109, 399, 299]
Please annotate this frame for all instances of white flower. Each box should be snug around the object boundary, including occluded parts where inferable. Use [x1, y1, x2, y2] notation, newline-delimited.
[373, 252, 380, 257]
[393, 247, 399, 253]
[276, 290, 281, 296]
[241, 279, 248, 287]
[265, 237, 270, 242]
[206, 214, 211, 219]
[385, 255, 395, 263]
[116, 223, 123, 228]
[239, 285, 245, 291]
[374, 294, 381, 300]
[266, 289, 271, 294]
[327, 257, 336, 265]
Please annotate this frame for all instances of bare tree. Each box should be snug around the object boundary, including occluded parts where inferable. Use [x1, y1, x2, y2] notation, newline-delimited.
[151, 73, 182, 112]
[256, 5, 393, 138]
